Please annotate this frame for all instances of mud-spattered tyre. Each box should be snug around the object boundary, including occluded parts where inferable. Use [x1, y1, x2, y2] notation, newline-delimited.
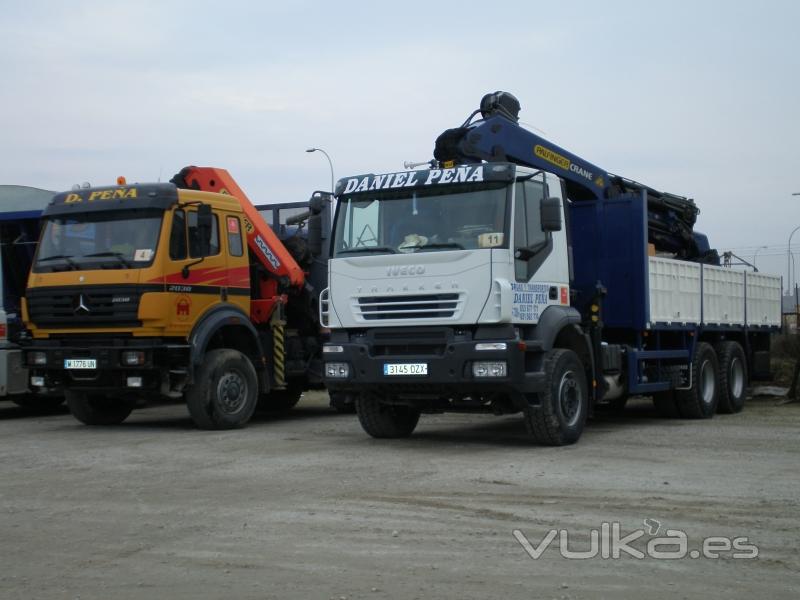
[66, 391, 132, 425]
[524, 348, 588, 446]
[715, 341, 747, 414]
[356, 393, 420, 438]
[676, 342, 719, 419]
[186, 349, 258, 430]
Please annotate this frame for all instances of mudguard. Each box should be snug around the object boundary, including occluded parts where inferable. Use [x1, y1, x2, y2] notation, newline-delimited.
[189, 305, 265, 369]
[529, 305, 583, 351]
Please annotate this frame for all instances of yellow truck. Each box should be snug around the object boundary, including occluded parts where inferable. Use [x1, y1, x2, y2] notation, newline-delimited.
[22, 168, 329, 428]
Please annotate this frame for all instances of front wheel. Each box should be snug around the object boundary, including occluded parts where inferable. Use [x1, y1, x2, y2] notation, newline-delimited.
[186, 349, 258, 430]
[356, 393, 420, 438]
[66, 391, 132, 425]
[524, 348, 588, 446]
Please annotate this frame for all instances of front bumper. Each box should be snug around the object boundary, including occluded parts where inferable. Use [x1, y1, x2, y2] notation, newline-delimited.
[23, 338, 190, 395]
[323, 326, 547, 405]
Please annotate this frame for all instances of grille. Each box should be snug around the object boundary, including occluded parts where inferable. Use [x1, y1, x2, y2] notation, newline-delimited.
[356, 293, 462, 321]
[26, 286, 144, 328]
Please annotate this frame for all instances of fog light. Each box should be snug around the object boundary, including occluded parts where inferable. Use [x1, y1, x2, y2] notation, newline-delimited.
[30, 376, 45, 387]
[121, 351, 145, 366]
[475, 342, 507, 351]
[323, 345, 344, 353]
[325, 362, 350, 378]
[127, 376, 143, 388]
[472, 361, 507, 378]
[28, 351, 47, 366]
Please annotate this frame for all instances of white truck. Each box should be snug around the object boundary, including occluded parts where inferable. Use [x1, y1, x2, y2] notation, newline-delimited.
[321, 92, 781, 445]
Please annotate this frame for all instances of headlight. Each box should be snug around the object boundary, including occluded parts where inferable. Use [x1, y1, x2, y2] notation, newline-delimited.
[121, 351, 145, 366]
[472, 361, 507, 378]
[323, 345, 344, 354]
[325, 362, 350, 378]
[28, 351, 47, 366]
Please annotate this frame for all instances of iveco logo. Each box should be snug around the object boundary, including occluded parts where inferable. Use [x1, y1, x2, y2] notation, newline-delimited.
[387, 265, 425, 277]
[73, 294, 90, 314]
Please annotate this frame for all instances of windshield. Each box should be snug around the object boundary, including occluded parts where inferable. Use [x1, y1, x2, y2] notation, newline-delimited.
[33, 209, 163, 272]
[333, 182, 509, 257]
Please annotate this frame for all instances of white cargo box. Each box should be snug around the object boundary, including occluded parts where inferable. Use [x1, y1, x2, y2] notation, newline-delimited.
[647, 257, 781, 328]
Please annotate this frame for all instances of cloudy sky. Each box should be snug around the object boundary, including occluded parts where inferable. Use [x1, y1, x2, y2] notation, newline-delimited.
[1, 1, 798, 280]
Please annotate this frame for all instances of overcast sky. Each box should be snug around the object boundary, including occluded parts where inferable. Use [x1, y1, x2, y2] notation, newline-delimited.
[1, 1, 798, 280]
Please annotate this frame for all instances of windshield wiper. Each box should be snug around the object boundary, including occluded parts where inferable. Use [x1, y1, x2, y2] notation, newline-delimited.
[419, 242, 465, 251]
[36, 254, 79, 270]
[83, 251, 133, 268]
[339, 246, 397, 255]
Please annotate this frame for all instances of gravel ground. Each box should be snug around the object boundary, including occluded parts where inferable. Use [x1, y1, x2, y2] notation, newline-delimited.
[0, 392, 798, 599]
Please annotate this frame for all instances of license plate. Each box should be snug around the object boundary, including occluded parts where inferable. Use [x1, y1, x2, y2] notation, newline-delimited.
[383, 363, 428, 376]
[64, 359, 97, 370]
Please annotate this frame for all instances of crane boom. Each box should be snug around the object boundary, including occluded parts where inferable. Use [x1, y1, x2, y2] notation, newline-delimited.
[171, 166, 306, 289]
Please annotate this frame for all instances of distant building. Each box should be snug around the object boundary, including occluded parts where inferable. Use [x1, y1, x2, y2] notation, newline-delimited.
[0, 185, 55, 216]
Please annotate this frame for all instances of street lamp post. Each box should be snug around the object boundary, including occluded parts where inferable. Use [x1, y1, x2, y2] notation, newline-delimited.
[753, 245, 768, 271]
[788, 193, 800, 288]
[306, 147, 335, 194]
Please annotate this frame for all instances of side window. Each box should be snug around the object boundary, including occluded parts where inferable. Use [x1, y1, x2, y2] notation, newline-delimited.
[227, 216, 244, 257]
[513, 186, 527, 281]
[169, 210, 187, 260]
[514, 175, 547, 282]
[188, 211, 220, 258]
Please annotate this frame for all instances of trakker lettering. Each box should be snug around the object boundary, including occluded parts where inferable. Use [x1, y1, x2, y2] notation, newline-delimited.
[342, 165, 485, 195]
[534, 145, 595, 183]
[64, 188, 139, 204]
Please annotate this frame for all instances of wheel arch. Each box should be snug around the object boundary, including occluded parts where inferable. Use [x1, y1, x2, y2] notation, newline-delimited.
[189, 305, 266, 373]
[530, 306, 596, 401]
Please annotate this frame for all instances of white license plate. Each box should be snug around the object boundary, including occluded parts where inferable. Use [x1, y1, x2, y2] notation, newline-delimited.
[383, 363, 428, 376]
[64, 359, 97, 370]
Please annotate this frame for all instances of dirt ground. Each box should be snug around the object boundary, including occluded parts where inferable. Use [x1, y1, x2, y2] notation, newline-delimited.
[0, 391, 798, 600]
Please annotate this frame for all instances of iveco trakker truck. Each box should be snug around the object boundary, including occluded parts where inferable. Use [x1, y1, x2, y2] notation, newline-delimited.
[321, 92, 781, 445]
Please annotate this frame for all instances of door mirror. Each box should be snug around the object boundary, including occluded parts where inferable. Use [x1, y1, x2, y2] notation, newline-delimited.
[196, 204, 213, 257]
[540, 196, 562, 232]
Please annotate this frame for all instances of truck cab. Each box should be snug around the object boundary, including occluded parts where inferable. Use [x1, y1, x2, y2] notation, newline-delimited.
[322, 163, 584, 436]
[24, 179, 328, 428]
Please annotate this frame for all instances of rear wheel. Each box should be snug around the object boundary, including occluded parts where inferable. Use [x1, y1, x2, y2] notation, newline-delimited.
[676, 342, 719, 419]
[66, 391, 132, 425]
[356, 393, 420, 438]
[524, 349, 588, 446]
[186, 349, 258, 430]
[715, 341, 747, 414]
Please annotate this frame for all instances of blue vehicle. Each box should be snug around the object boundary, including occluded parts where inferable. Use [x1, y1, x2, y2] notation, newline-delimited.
[0, 185, 62, 408]
[321, 92, 781, 445]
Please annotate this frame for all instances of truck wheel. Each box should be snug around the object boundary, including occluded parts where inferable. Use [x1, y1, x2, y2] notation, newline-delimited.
[715, 341, 747, 414]
[186, 349, 258, 430]
[524, 348, 588, 446]
[330, 392, 356, 414]
[356, 393, 420, 438]
[261, 383, 303, 411]
[66, 391, 132, 425]
[676, 342, 719, 419]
